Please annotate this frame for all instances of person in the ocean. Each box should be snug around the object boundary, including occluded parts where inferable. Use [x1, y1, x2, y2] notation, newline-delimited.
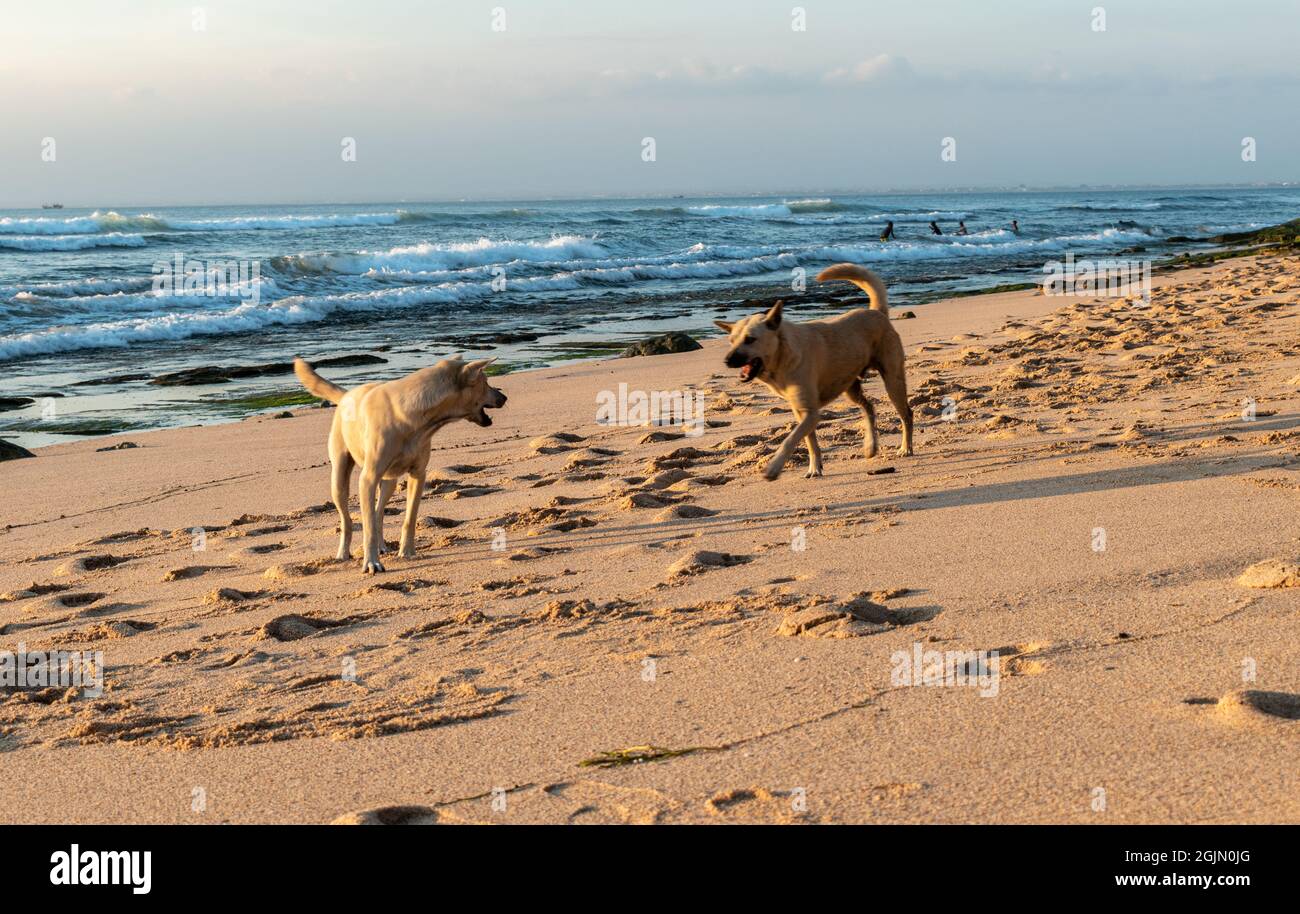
[879, 220, 895, 242]
[1010, 219, 1020, 235]
[929, 221, 942, 236]
[956, 221, 969, 236]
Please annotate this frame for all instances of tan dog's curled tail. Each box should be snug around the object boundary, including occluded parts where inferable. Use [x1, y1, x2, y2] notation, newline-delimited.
[293, 357, 347, 405]
[817, 263, 888, 316]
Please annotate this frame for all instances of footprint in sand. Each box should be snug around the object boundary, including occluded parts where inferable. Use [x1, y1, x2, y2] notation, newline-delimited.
[242, 543, 288, 555]
[655, 505, 719, 522]
[264, 560, 334, 580]
[1, 582, 71, 602]
[444, 463, 486, 474]
[55, 592, 106, 609]
[330, 806, 441, 825]
[418, 515, 463, 529]
[445, 486, 498, 500]
[90, 528, 162, 546]
[54, 554, 131, 576]
[1213, 689, 1300, 725]
[775, 592, 940, 638]
[504, 546, 571, 562]
[162, 565, 235, 582]
[707, 787, 810, 823]
[205, 588, 265, 605]
[258, 613, 352, 642]
[529, 432, 585, 454]
[56, 620, 156, 642]
[667, 551, 751, 579]
[355, 577, 446, 596]
[639, 430, 685, 444]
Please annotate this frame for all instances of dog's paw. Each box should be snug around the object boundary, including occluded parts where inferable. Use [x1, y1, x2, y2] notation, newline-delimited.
[762, 461, 783, 482]
[397, 546, 417, 560]
[361, 560, 386, 575]
[804, 467, 823, 479]
[897, 445, 913, 457]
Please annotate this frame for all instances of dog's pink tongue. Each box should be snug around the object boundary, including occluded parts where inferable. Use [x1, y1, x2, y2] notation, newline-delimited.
[740, 364, 753, 380]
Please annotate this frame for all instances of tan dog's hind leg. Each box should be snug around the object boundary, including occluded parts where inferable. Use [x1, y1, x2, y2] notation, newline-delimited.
[881, 369, 914, 456]
[845, 381, 879, 458]
[764, 407, 821, 481]
[358, 468, 386, 574]
[398, 472, 424, 559]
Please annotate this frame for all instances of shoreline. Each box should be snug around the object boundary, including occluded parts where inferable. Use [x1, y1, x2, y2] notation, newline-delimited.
[4, 215, 1297, 453]
[3, 250, 1297, 823]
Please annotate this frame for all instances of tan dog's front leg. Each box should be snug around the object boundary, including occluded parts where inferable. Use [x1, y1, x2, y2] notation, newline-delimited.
[398, 473, 423, 559]
[358, 469, 385, 574]
[805, 430, 823, 478]
[764, 408, 821, 481]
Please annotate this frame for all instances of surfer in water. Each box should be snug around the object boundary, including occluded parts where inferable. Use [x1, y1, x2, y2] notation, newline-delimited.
[1011, 219, 1021, 235]
[879, 220, 895, 242]
[929, 221, 943, 236]
[956, 221, 969, 236]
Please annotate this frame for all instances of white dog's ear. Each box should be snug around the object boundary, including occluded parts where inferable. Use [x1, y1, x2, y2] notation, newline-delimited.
[713, 320, 734, 333]
[765, 300, 784, 329]
[462, 357, 496, 380]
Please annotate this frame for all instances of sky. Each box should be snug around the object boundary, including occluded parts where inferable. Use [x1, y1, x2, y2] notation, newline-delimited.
[2, 0, 1298, 206]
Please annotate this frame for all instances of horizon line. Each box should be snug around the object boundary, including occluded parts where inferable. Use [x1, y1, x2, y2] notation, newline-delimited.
[5, 181, 1299, 212]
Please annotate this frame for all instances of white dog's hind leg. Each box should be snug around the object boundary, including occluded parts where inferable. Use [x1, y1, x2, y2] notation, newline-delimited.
[398, 473, 424, 559]
[375, 477, 398, 554]
[358, 469, 386, 574]
[330, 452, 354, 561]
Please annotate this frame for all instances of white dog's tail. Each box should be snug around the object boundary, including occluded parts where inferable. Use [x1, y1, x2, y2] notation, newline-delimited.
[817, 263, 888, 316]
[293, 357, 346, 405]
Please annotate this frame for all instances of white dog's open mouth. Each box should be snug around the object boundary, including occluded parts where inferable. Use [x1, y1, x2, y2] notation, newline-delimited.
[739, 357, 763, 382]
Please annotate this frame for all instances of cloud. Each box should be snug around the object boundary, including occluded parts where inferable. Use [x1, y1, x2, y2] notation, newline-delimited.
[823, 54, 915, 85]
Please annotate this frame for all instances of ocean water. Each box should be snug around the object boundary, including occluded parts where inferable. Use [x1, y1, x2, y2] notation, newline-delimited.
[1, 187, 1295, 447]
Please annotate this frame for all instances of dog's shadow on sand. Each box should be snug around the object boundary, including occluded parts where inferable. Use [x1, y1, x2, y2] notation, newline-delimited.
[398, 409, 1298, 570]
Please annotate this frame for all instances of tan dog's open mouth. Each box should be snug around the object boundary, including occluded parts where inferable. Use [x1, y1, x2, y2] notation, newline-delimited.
[473, 407, 493, 427]
[739, 357, 764, 382]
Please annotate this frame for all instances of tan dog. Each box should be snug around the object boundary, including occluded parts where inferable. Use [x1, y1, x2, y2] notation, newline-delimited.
[715, 263, 913, 480]
[294, 356, 507, 574]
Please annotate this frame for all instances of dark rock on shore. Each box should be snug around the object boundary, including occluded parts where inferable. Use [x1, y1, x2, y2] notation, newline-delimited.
[151, 353, 386, 386]
[0, 397, 35, 411]
[620, 332, 703, 358]
[75, 373, 152, 387]
[0, 439, 35, 462]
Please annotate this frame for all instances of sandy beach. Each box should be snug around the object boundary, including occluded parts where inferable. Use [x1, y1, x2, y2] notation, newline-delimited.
[2, 252, 1297, 825]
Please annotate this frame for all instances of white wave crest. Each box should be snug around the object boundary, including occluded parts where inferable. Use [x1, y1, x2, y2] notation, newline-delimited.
[275, 235, 608, 274]
[0, 233, 147, 251]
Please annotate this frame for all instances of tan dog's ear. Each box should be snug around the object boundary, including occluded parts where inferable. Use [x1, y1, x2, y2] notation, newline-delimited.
[714, 320, 734, 333]
[460, 356, 493, 379]
[764, 300, 784, 329]
[460, 357, 495, 382]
